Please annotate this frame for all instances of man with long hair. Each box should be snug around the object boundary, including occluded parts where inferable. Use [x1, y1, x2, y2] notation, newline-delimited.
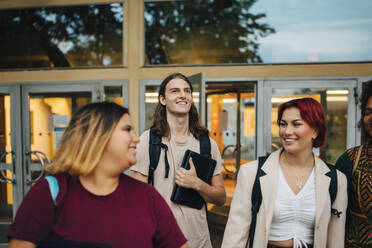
[131, 73, 226, 248]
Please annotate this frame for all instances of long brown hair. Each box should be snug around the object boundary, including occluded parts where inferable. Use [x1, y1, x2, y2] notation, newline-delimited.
[152, 73, 208, 139]
[46, 102, 129, 176]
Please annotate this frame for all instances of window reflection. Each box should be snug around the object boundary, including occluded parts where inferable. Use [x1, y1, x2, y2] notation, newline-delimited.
[0, 3, 123, 69]
[145, 0, 371, 65]
[145, 0, 275, 65]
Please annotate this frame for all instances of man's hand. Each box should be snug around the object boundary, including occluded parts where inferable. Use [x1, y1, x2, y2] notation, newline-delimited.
[175, 157, 226, 206]
[175, 158, 201, 190]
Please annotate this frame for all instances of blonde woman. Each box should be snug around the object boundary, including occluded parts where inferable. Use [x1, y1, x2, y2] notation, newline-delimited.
[222, 98, 347, 248]
[7, 102, 188, 248]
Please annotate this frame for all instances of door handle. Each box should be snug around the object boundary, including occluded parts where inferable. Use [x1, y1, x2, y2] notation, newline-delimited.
[0, 151, 16, 184]
[25, 150, 50, 185]
[221, 144, 239, 174]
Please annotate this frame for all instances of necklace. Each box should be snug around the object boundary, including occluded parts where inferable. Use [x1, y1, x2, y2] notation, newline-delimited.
[295, 176, 304, 189]
[289, 169, 304, 189]
[281, 153, 314, 190]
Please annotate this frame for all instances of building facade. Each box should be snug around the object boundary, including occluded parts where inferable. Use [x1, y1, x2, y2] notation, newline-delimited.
[0, 0, 371, 246]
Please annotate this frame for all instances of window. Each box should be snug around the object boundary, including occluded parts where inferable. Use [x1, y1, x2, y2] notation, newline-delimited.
[144, 0, 372, 65]
[0, 3, 123, 69]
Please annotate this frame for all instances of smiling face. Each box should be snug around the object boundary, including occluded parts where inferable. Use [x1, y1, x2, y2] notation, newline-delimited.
[160, 78, 193, 116]
[279, 107, 318, 155]
[101, 113, 139, 172]
[363, 96, 372, 139]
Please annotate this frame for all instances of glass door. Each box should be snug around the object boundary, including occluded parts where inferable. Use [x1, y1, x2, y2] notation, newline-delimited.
[264, 79, 358, 163]
[0, 85, 22, 244]
[205, 82, 256, 248]
[21, 84, 100, 194]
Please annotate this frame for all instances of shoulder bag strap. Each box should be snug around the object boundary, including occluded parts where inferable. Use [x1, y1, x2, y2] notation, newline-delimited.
[247, 155, 268, 248]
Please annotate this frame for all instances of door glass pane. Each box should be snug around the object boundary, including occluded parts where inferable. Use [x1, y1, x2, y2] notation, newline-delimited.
[206, 83, 255, 248]
[0, 3, 123, 69]
[0, 94, 13, 223]
[145, 85, 160, 130]
[212, 92, 238, 175]
[28, 92, 91, 183]
[104, 85, 123, 106]
[241, 92, 256, 161]
[271, 88, 349, 163]
[192, 86, 200, 114]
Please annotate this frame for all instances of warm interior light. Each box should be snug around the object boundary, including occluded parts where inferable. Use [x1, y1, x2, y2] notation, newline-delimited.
[326, 96, 348, 102]
[271, 98, 297, 103]
[145, 92, 158, 97]
[222, 98, 236, 103]
[326, 90, 348, 95]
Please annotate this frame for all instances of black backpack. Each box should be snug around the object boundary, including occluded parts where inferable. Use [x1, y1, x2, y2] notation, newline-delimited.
[246, 155, 341, 247]
[148, 126, 211, 185]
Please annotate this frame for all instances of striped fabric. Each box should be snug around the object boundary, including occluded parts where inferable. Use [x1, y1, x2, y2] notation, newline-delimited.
[344, 145, 372, 247]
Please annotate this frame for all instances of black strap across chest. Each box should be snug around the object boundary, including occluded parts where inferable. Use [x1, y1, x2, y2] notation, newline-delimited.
[148, 126, 211, 185]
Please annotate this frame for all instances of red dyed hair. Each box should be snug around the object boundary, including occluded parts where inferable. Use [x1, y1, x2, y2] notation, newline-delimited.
[277, 98, 327, 148]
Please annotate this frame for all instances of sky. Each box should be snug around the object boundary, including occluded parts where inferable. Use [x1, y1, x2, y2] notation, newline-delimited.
[249, 0, 372, 62]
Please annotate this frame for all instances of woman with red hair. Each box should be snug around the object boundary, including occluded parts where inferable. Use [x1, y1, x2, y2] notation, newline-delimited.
[222, 98, 347, 248]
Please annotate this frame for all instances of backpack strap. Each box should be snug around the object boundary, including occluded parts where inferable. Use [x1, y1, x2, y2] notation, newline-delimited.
[45, 175, 59, 206]
[199, 131, 211, 159]
[247, 155, 268, 248]
[148, 127, 170, 185]
[325, 163, 342, 218]
[198, 131, 212, 223]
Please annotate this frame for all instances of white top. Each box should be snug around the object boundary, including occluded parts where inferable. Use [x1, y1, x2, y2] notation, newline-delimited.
[268, 166, 316, 248]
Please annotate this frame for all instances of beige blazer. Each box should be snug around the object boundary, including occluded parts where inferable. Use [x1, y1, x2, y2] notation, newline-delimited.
[221, 149, 347, 248]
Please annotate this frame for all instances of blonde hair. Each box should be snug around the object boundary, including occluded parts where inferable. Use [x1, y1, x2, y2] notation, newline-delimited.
[46, 102, 128, 176]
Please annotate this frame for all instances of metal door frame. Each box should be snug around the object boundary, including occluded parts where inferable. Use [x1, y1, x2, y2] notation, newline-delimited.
[0, 84, 23, 219]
